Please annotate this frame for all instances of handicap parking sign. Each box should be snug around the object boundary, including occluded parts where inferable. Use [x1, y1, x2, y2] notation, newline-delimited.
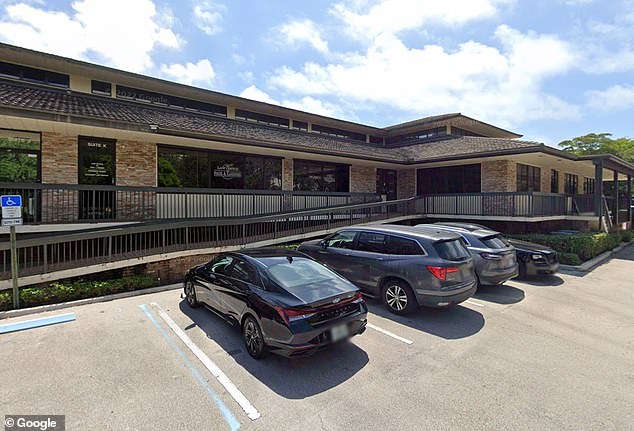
[1, 195, 22, 207]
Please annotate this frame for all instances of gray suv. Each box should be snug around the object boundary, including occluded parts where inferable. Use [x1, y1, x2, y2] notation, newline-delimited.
[297, 225, 477, 315]
[416, 224, 519, 286]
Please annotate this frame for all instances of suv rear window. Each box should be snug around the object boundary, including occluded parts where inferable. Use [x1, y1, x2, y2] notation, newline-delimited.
[387, 235, 423, 255]
[433, 239, 471, 261]
[480, 235, 510, 249]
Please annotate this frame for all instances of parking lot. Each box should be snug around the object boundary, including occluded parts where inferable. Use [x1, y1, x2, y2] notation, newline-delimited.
[1, 246, 633, 431]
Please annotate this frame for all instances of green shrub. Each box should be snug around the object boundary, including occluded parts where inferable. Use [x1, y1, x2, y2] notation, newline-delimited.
[509, 232, 624, 262]
[0, 275, 155, 311]
[621, 230, 634, 243]
[558, 252, 582, 266]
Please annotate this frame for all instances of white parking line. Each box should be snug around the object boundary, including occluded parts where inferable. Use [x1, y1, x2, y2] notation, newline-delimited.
[367, 323, 414, 345]
[465, 299, 486, 307]
[465, 300, 485, 307]
[150, 302, 261, 421]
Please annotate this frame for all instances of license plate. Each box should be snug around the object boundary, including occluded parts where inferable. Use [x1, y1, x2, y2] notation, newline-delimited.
[330, 324, 349, 343]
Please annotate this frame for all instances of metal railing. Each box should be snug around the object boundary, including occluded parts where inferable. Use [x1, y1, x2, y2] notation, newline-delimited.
[417, 192, 592, 217]
[0, 182, 381, 224]
[0, 197, 417, 283]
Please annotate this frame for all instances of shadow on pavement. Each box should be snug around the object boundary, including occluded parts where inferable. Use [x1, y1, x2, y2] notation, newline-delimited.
[513, 275, 564, 287]
[366, 301, 484, 340]
[178, 300, 369, 400]
[474, 284, 525, 304]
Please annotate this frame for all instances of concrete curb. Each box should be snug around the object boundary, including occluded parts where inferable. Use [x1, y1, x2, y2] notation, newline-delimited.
[0, 283, 183, 320]
[559, 241, 633, 275]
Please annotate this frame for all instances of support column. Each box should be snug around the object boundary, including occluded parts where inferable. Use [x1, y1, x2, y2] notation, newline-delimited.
[613, 170, 619, 225]
[593, 160, 603, 217]
[627, 175, 632, 222]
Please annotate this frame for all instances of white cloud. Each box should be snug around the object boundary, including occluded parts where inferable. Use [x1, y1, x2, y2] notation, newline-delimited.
[239, 85, 344, 117]
[0, 0, 180, 73]
[331, 0, 514, 40]
[275, 19, 329, 54]
[586, 85, 634, 110]
[193, 0, 225, 36]
[160, 59, 216, 86]
[268, 25, 579, 127]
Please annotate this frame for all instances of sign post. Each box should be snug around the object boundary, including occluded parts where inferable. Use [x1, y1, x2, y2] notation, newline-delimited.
[2, 195, 23, 308]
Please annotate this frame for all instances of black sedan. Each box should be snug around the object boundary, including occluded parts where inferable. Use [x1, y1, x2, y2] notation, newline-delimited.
[507, 239, 559, 277]
[184, 248, 368, 359]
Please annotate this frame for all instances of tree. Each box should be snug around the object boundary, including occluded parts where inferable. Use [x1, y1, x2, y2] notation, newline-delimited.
[559, 133, 634, 164]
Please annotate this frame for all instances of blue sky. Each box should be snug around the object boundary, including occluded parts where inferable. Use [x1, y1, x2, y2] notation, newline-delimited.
[0, 0, 633, 146]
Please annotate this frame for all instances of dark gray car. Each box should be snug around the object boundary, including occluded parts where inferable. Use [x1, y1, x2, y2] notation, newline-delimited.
[297, 225, 477, 315]
[416, 224, 519, 286]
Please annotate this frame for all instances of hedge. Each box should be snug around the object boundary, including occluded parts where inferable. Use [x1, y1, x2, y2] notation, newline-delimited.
[0, 275, 156, 311]
[509, 231, 632, 262]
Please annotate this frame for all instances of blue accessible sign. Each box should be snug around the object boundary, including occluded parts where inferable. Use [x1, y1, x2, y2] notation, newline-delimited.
[1, 195, 22, 207]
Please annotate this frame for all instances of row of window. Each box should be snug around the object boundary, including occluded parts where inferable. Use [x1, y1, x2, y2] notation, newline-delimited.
[386, 127, 447, 146]
[0, 61, 69, 88]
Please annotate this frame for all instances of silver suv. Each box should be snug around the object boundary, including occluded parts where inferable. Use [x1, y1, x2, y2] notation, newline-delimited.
[297, 225, 477, 315]
[415, 224, 519, 286]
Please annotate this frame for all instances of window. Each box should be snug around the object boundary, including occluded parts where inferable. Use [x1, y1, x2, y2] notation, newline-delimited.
[291, 120, 308, 131]
[91, 80, 112, 96]
[235, 110, 289, 128]
[0, 129, 40, 183]
[0, 61, 69, 88]
[116, 85, 226, 116]
[158, 146, 281, 190]
[417, 164, 481, 194]
[293, 160, 349, 192]
[386, 127, 447, 146]
[451, 127, 485, 138]
[433, 239, 470, 261]
[356, 232, 389, 254]
[480, 235, 510, 249]
[387, 236, 423, 255]
[326, 231, 356, 249]
[564, 173, 578, 195]
[551, 170, 559, 193]
[369, 135, 384, 145]
[311, 124, 366, 142]
[228, 259, 259, 285]
[261, 257, 342, 289]
[209, 256, 234, 275]
[517, 164, 541, 192]
[584, 177, 595, 194]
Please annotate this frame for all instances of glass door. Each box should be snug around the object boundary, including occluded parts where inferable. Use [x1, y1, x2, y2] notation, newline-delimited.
[376, 169, 397, 201]
[78, 137, 116, 220]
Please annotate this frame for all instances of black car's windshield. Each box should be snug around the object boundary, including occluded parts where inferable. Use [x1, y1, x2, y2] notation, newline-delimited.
[260, 257, 342, 288]
[434, 239, 471, 261]
[480, 234, 510, 249]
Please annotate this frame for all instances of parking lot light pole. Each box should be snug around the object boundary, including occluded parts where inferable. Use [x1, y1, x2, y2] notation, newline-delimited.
[10, 225, 19, 308]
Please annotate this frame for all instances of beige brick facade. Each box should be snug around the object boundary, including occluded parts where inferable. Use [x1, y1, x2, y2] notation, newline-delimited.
[397, 169, 416, 199]
[540, 167, 551, 193]
[116, 140, 157, 187]
[481, 160, 516, 192]
[350, 165, 377, 194]
[282, 158, 293, 191]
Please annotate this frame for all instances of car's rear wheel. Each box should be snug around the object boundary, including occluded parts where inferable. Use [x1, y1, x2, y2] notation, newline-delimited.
[185, 280, 199, 308]
[243, 316, 266, 359]
[382, 280, 417, 315]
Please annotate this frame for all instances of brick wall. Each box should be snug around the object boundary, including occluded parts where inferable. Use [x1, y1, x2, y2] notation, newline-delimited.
[541, 167, 551, 193]
[481, 160, 516, 192]
[41, 133, 78, 222]
[282, 158, 293, 191]
[350, 165, 377, 194]
[116, 140, 157, 187]
[140, 253, 218, 285]
[397, 169, 416, 199]
[41, 132, 78, 184]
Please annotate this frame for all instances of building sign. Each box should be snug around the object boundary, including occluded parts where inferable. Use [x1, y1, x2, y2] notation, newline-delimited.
[213, 164, 242, 180]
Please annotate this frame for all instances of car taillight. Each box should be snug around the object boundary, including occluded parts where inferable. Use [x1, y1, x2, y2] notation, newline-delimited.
[352, 292, 364, 303]
[480, 252, 502, 260]
[274, 306, 313, 325]
[426, 266, 459, 281]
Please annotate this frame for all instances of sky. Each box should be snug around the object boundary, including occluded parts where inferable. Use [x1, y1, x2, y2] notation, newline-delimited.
[0, 0, 632, 147]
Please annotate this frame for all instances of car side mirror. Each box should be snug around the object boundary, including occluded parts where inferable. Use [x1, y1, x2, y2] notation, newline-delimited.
[319, 239, 328, 248]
